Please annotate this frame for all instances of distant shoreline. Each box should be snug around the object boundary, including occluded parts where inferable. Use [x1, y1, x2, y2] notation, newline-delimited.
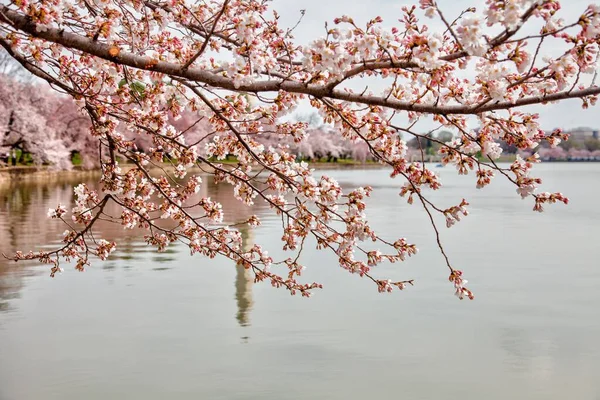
[0, 165, 101, 186]
[0, 161, 388, 186]
[1, 158, 599, 186]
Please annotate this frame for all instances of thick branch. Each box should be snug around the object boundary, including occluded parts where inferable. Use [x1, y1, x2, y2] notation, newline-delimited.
[2, 6, 599, 115]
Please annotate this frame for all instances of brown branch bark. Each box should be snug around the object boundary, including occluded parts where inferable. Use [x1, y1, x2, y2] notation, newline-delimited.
[2, 6, 599, 117]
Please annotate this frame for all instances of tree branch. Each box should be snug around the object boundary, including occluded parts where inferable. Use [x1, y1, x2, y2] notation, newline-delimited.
[2, 6, 598, 116]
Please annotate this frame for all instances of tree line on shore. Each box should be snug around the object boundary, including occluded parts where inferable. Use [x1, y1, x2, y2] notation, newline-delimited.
[407, 130, 600, 161]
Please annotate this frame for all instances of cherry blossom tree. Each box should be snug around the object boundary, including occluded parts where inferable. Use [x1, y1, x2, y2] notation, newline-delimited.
[537, 146, 567, 160]
[50, 93, 103, 168]
[0, 74, 103, 168]
[568, 147, 592, 159]
[2, 0, 599, 299]
[257, 126, 361, 162]
[0, 74, 72, 168]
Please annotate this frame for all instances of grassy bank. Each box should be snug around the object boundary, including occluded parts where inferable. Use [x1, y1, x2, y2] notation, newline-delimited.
[0, 153, 527, 186]
[0, 165, 101, 186]
[0, 160, 390, 185]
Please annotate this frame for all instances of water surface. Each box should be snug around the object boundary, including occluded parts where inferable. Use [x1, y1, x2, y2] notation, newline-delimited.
[1, 164, 599, 400]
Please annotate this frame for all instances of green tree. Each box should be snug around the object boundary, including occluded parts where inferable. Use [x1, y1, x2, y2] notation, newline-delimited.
[435, 130, 454, 143]
[583, 138, 600, 151]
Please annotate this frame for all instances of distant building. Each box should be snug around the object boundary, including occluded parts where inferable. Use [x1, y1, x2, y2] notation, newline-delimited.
[568, 128, 598, 140]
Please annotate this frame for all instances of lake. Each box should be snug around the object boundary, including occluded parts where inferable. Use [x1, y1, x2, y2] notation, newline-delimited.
[1, 164, 599, 400]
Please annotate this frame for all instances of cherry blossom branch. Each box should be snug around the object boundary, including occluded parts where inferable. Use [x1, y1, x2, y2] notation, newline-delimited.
[2, 6, 599, 115]
[1, 0, 592, 301]
[181, 0, 230, 70]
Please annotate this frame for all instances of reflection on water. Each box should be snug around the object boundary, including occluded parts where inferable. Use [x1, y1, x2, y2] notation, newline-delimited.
[235, 265, 253, 327]
[0, 173, 259, 325]
[1, 164, 600, 400]
[0, 180, 77, 313]
[235, 225, 254, 327]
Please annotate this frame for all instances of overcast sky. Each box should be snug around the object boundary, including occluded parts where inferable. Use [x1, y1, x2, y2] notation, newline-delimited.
[271, 0, 598, 131]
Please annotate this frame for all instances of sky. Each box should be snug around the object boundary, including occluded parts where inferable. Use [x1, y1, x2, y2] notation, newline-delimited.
[270, 0, 599, 131]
